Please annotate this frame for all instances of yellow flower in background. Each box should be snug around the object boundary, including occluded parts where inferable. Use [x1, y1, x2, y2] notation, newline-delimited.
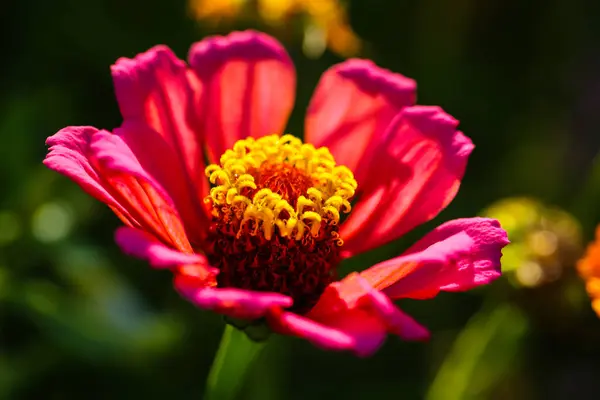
[483, 197, 582, 288]
[577, 227, 600, 317]
[190, 0, 245, 21]
[188, 0, 362, 58]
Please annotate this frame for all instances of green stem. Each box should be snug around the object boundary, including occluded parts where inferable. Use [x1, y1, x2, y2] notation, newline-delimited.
[204, 325, 266, 400]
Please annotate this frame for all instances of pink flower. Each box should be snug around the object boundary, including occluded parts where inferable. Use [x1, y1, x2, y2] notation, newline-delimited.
[44, 30, 508, 356]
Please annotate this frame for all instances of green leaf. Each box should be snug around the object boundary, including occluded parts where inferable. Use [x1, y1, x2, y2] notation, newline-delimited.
[426, 303, 529, 400]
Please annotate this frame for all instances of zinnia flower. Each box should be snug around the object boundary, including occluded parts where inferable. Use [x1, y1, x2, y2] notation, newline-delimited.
[44, 30, 508, 356]
[577, 226, 600, 317]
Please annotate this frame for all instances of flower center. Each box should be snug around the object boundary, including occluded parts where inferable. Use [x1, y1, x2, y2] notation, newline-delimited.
[204, 134, 357, 312]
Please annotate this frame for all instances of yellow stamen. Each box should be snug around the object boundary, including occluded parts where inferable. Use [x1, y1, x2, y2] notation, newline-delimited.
[205, 134, 357, 241]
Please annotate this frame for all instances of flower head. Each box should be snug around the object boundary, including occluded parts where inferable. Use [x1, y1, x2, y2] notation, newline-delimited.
[205, 134, 356, 313]
[44, 30, 508, 356]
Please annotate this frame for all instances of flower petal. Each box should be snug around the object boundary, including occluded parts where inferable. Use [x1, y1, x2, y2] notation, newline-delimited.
[115, 120, 209, 246]
[340, 106, 474, 257]
[266, 308, 358, 352]
[299, 273, 429, 356]
[112, 48, 209, 244]
[90, 131, 193, 253]
[111, 46, 206, 192]
[115, 226, 208, 268]
[188, 30, 296, 161]
[268, 271, 430, 356]
[116, 226, 218, 292]
[44, 126, 139, 227]
[357, 281, 430, 341]
[305, 59, 415, 185]
[359, 218, 509, 300]
[181, 287, 293, 320]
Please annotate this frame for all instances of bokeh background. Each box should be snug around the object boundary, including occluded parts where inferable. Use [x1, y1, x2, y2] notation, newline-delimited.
[2, 0, 600, 399]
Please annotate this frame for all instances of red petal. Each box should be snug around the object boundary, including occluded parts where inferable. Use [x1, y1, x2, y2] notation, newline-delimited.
[114, 120, 209, 246]
[359, 218, 509, 299]
[111, 45, 206, 194]
[90, 130, 193, 253]
[112, 47, 210, 245]
[188, 30, 296, 161]
[271, 273, 431, 356]
[305, 59, 415, 185]
[341, 106, 474, 257]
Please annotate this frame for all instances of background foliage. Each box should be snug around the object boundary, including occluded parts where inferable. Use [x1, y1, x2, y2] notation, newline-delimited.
[2, 0, 600, 398]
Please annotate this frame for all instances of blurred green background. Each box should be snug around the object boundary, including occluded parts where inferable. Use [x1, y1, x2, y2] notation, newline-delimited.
[2, 0, 600, 399]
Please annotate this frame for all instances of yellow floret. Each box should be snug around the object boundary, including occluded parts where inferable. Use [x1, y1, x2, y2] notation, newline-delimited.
[205, 134, 357, 241]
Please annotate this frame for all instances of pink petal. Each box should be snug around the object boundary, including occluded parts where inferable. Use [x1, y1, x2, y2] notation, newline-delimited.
[89, 131, 193, 253]
[359, 218, 509, 300]
[266, 308, 359, 352]
[115, 226, 218, 292]
[305, 59, 415, 185]
[316, 310, 389, 357]
[357, 281, 430, 341]
[44, 126, 139, 227]
[181, 287, 293, 320]
[188, 30, 296, 161]
[299, 273, 429, 356]
[268, 275, 429, 356]
[111, 46, 206, 192]
[115, 226, 209, 268]
[112, 48, 210, 244]
[114, 120, 209, 246]
[340, 106, 474, 257]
